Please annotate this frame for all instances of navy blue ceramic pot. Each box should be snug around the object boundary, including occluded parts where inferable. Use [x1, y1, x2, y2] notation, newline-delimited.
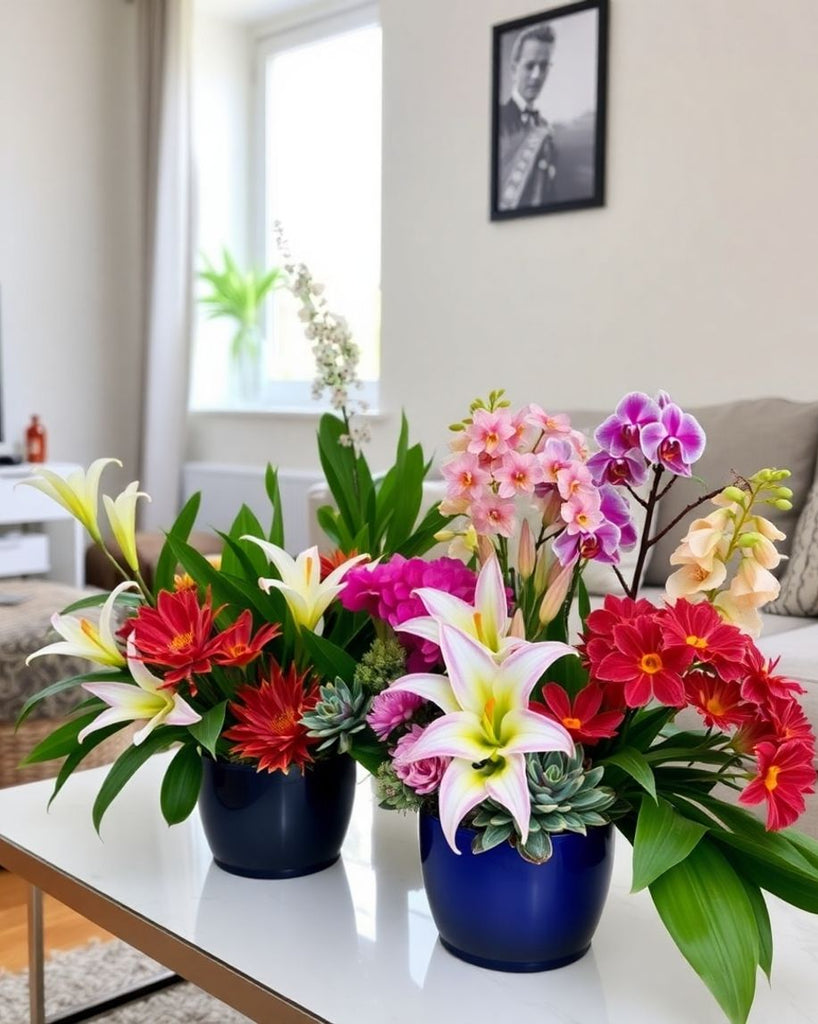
[419, 812, 614, 972]
[198, 755, 356, 879]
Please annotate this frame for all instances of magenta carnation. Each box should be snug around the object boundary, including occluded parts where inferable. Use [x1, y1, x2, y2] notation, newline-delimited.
[392, 724, 449, 795]
[342, 556, 479, 670]
[367, 689, 424, 741]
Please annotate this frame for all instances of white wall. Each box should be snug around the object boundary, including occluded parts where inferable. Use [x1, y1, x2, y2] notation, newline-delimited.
[0, 0, 142, 477]
[187, 0, 818, 476]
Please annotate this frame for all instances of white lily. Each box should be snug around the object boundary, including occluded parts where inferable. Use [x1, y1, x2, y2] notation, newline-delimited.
[103, 481, 151, 572]
[26, 581, 138, 668]
[241, 537, 368, 632]
[78, 638, 201, 746]
[17, 458, 121, 544]
[392, 623, 575, 853]
[398, 554, 523, 659]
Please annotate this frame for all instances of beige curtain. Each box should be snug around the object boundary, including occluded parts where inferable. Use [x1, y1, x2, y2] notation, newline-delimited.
[136, 0, 193, 530]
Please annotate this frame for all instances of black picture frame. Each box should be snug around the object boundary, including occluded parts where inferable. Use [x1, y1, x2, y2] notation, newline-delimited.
[490, 0, 609, 220]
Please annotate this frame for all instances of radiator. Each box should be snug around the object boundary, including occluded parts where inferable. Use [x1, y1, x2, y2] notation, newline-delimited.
[182, 462, 325, 555]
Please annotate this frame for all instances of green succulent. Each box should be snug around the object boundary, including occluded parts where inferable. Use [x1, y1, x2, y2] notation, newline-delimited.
[353, 636, 407, 695]
[471, 745, 615, 864]
[300, 676, 368, 753]
[373, 761, 423, 812]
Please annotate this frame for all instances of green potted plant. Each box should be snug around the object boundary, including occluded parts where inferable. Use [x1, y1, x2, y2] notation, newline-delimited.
[198, 248, 283, 399]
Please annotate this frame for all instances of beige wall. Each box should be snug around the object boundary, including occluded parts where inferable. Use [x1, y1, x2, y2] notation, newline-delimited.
[188, 0, 818, 475]
[0, 0, 142, 476]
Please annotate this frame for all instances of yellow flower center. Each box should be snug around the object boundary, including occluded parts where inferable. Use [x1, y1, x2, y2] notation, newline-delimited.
[764, 765, 781, 792]
[170, 630, 194, 652]
[686, 634, 708, 649]
[563, 716, 582, 730]
[705, 696, 726, 716]
[270, 708, 298, 734]
[640, 652, 663, 674]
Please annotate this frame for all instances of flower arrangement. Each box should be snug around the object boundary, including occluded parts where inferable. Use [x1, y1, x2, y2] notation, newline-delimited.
[328, 389, 818, 1024]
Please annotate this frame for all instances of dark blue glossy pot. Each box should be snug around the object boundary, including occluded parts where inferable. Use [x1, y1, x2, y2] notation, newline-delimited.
[420, 812, 614, 972]
[198, 755, 356, 879]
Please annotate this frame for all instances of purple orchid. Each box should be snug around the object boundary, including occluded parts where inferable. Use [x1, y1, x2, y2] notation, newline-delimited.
[599, 484, 638, 550]
[594, 392, 661, 457]
[640, 402, 706, 477]
[587, 450, 649, 488]
[553, 518, 621, 567]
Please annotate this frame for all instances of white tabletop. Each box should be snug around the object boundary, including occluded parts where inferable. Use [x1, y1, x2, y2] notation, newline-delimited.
[0, 755, 816, 1024]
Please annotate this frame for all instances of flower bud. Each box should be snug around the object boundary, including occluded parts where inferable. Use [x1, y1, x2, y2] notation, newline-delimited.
[476, 534, 495, 566]
[508, 608, 526, 639]
[721, 486, 747, 504]
[533, 550, 549, 593]
[516, 520, 535, 580]
[774, 498, 793, 511]
[434, 529, 456, 542]
[538, 563, 573, 626]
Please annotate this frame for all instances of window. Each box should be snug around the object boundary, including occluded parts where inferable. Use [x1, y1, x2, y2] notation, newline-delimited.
[257, 10, 382, 410]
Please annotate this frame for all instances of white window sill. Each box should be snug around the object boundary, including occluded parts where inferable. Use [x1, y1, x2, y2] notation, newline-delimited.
[188, 405, 387, 421]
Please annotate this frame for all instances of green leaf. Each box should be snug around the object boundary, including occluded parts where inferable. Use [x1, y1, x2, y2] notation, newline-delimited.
[631, 796, 707, 891]
[265, 465, 285, 548]
[92, 728, 185, 832]
[22, 711, 100, 764]
[299, 629, 357, 684]
[602, 747, 657, 801]
[46, 722, 132, 809]
[188, 702, 227, 758]
[220, 505, 266, 577]
[650, 837, 760, 1024]
[317, 414, 360, 538]
[16, 670, 128, 728]
[154, 492, 202, 593]
[348, 733, 388, 776]
[160, 744, 203, 826]
[739, 877, 773, 980]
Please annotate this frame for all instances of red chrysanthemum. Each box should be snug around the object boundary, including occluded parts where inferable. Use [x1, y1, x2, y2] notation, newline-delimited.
[684, 669, 753, 731]
[660, 599, 750, 681]
[223, 662, 319, 773]
[596, 617, 693, 708]
[767, 694, 816, 751]
[211, 610, 281, 668]
[739, 739, 817, 830]
[740, 647, 806, 707]
[131, 587, 224, 692]
[579, 593, 657, 670]
[534, 683, 624, 746]
[731, 716, 778, 756]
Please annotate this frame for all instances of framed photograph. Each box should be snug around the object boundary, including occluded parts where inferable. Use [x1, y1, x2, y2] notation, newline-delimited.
[490, 0, 609, 220]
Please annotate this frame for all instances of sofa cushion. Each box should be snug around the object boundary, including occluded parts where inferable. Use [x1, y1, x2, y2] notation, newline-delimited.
[768, 465, 818, 616]
[644, 398, 818, 586]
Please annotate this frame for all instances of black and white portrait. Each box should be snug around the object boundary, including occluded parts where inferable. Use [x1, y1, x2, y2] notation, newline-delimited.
[491, 0, 609, 220]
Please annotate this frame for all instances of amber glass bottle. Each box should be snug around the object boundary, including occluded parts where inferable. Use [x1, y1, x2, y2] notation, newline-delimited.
[25, 415, 47, 463]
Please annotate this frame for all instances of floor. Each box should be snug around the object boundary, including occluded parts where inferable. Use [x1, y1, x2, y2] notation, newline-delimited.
[0, 869, 113, 972]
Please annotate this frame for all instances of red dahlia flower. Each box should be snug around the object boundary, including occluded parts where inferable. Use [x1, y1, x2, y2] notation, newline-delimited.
[740, 648, 806, 706]
[223, 662, 319, 773]
[596, 617, 692, 708]
[131, 587, 224, 692]
[579, 593, 656, 669]
[739, 739, 817, 830]
[684, 669, 752, 730]
[660, 599, 750, 681]
[767, 694, 816, 750]
[535, 683, 624, 745]
[211, 610, 280, 668]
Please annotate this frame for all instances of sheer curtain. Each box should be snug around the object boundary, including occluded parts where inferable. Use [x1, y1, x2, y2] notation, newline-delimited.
[136, 0, 193, 530]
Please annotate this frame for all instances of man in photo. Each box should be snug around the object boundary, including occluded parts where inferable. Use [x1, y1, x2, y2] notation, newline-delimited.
[497, 23, 558, 212]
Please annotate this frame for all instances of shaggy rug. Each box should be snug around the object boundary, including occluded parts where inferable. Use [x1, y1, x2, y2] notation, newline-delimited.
[0, 938, 252, 1023]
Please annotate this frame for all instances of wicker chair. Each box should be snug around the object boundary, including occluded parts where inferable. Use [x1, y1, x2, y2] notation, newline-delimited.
[0, 579, 131, 789]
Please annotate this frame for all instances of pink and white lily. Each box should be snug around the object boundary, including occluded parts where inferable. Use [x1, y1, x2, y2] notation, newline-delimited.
[391, 623, 575, 853]
[25, 581, 138, 668]
[398, 554, 521, 660]
[78, 638, 201, 746]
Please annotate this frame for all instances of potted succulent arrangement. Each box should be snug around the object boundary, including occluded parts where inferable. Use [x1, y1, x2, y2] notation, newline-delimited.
[313, 389, 818, 1024]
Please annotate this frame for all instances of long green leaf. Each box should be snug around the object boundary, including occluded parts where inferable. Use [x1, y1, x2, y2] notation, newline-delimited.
[92, 728, 184, 832]
[220, 505, 267, 578]
[22, 711, 100, 764]
[16, 670, 129, 728]
[317, 414, 360, 536]
[188, 702, 227, 758]
[47, 722, 132, 808]
[298, 630, 357, 684]
[650, 837, 760, 1024]
[632, 795, 707, 891]
[739, 877, 773, 980]
[602, 747, 657, 801]
[265, 465, 285, 547]
[154, 492, 202, 593]
[160, 744, 203, 825]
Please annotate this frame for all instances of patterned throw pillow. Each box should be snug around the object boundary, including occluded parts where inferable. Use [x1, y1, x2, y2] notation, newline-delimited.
[768, 479, 818, 616]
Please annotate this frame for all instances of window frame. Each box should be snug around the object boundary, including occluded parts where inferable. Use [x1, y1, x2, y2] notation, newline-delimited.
[251, 3, 382, 413]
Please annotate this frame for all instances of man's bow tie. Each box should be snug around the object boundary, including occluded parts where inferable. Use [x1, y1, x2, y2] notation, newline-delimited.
[520, 108, 540, 124]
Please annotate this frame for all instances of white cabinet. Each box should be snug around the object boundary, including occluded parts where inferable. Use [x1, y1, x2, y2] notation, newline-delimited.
[0, 464, 85, 587]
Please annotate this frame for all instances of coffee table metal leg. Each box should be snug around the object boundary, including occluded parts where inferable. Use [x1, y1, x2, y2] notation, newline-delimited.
[28, 884, 46, 1024]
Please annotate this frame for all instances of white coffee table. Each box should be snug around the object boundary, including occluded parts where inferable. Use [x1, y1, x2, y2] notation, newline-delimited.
[0, 754, 816, 1023]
